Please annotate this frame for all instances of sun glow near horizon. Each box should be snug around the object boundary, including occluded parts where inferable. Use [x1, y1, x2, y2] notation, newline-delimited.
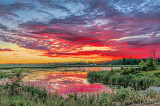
[0, 41, 113, 64]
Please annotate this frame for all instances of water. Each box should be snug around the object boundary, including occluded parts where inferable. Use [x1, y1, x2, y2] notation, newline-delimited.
[22, 67, 118, 95]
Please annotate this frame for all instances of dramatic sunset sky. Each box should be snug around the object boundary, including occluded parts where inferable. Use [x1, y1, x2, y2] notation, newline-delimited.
[0, 0, 160, 63]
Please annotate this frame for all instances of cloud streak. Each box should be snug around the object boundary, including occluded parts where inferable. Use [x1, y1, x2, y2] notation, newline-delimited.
[0, 48, 13, 52]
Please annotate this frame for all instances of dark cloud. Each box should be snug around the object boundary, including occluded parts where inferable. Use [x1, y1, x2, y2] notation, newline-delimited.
[49, 15, 88, 25]
[19, 21, 48, 29]
[0, 48, 13, 52]
[127, 37, 160, 47]
[0, 3, 35, 17]
[37, 10, 54, 16]
[0, 24, 9, 31]
[36, 0, 71, 14]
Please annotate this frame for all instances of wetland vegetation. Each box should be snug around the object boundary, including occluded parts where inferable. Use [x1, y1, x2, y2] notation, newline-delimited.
[0, 71, 160, 106]
[88, 58, 160, 90]
[0, 58, 160, 105]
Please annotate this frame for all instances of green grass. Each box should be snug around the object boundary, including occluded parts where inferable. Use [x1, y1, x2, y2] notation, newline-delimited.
[0, 71, 10, 78]
[157, 66, 160, 70]
[12, 68, 30, 73]
[1, 85, 160, 106]
[0, 64, 58, 69]
[88, 69, 160, 90]
[57, 65, 140, 67]
[0, 64, 141, 69]
[0, 68, 30, 79]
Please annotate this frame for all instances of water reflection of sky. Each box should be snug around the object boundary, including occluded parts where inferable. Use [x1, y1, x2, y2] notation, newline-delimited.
[22, 67, 116, 95]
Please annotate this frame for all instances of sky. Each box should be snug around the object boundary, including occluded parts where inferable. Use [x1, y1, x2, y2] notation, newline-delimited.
[0, 0, 160, 63]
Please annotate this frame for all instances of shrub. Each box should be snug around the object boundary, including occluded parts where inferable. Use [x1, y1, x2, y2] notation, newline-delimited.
[4, 71, 23, 96]
[154, 72, 160, 78]
[139, 58, 157, 71]
[23, 86, 47, 102]
[0, 71, 10, 78]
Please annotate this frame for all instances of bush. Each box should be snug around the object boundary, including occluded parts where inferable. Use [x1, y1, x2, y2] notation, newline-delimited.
[140, 58, 157, 71]
[0, 71, 11, 78]
[23, 86, 47, 102]
[4, 71, 23, 96]
[154, 72, 160, 78]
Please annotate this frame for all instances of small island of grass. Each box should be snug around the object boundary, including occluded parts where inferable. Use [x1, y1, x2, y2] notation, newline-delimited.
[88, 58, 160, 90]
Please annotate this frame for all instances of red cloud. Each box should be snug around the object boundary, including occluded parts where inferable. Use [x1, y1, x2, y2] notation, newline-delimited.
[0, 48, 13, 52]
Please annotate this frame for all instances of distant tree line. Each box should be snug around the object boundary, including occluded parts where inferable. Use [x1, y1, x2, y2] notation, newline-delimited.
[49, 58, 160, 65]
[102, 58, 160, 65]
[2, 58, 159, 66]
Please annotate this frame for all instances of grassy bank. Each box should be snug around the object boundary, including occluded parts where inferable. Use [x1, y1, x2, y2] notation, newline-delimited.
[88, 59, 160, 90]
[0, 64, 159, 70]
[57, 65, 139, 67]
[0, 64, 142, 69]
[88, 69, 160, 90]
[0, 65, 58, 69]
[1, 84, 160, 106]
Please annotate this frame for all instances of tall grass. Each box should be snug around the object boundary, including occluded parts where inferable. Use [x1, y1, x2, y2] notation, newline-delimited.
[88, 69, 160, 90]
[0, 71, 10, 78]
[1, 85, 160, 106]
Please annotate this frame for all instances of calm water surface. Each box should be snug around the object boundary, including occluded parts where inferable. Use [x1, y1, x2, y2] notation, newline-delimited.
[22, 67, 119, 95]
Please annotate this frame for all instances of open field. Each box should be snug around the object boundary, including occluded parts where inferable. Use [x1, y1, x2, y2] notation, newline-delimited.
[1, 64, 160, 69]
[0, 64, 58, 69]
